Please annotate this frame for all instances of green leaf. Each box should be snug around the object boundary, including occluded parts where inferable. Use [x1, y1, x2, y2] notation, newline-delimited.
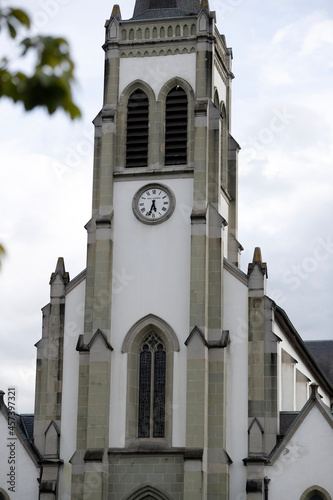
[7, 21, 16, 38]
[9, 8, 30, 29]
[0, 7, 81, 119]
[0, 7, 30, 37]
[0, 244, 6, 271]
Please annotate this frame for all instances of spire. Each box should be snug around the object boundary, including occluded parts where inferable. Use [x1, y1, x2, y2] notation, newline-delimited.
[110, 4, 122, 21]
[247, 247, 268, 278]
[132, 0, 202, 19]
[248, 247, 268, 297]
[49, 257, 70, 287]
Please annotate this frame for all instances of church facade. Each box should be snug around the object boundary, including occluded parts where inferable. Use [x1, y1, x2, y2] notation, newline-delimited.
[1, 1, 333, 499]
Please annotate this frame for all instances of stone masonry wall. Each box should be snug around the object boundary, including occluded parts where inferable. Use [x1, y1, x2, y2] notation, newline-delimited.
[108, 454, 184, 500]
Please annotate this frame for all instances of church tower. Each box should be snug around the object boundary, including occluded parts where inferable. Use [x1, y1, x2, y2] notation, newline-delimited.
[72, 1, 239, 498]
[31, 1, 333, 499]
[33, 1, 244, 499]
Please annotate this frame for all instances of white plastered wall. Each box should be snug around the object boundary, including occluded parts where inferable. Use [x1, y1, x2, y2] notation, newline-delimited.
[223, 267, 248, 500]
[265, 405, 333, 499]
[119, 53, 196, 98]
[109, 178, 193, 448]
[0, 410, 39, 499]
[220, 191, 229, 259]
[274, 321, 331, 408]
[213, 65, 227, 105]
[59, 279, 85, 500]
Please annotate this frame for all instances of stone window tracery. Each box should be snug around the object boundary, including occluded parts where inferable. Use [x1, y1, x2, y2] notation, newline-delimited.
[138, 332, 166, 438]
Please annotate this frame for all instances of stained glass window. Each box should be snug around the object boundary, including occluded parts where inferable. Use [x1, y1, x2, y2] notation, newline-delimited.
[138, 332, 166, 438]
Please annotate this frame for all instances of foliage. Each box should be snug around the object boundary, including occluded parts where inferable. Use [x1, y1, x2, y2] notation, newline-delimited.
[0, 5, 81, 270]
[0, 5, 81, 118]
[0, 244, 5, 270]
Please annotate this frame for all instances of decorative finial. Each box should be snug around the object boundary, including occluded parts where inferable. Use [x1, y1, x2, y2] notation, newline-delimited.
[253, 247, 262, 264]
[50, 257, 70, 286]
[201, 0, 210, 13]
[111, 4, 122, 21]
[310, 383, 319, 400]
[248, 247, 268, 277]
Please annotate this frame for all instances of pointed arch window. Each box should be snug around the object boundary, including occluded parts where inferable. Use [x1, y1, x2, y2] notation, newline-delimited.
[138, 331, 166, 438]
[300, 486, 332, 500]
[165, 86, 188, 165]
[126, 89, 149, 168]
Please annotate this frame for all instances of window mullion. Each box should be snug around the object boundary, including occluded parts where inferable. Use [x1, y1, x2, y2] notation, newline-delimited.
[150, 347, 155, 438]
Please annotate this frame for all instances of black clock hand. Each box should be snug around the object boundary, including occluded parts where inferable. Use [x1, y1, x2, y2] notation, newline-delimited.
[147, 200, 157, 216]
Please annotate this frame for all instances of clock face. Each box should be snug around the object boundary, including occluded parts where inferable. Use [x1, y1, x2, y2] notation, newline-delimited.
[133, 184, 175, 224]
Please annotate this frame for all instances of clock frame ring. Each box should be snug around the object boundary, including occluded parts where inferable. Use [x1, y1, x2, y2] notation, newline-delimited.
[132, 183, 176, 225]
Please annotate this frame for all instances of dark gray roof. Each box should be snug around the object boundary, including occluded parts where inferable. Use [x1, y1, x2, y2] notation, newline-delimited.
[20, 414, 34, 440]
[0, 392, 40, 463]
[132, 0, 201, 19]
[305, 340, 333, 385]
[13, 413, 39, 461]
[279, 412, 299, 436]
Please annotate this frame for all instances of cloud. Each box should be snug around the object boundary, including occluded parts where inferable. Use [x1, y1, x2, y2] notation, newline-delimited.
[261, 66, 295, 86]
[301, 19, 333, 55]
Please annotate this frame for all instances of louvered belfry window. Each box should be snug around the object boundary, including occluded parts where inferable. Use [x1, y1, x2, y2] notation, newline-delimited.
[138, 332, 166, 438]
[165, 86, 188, 165]
[126, 89, 149, 168]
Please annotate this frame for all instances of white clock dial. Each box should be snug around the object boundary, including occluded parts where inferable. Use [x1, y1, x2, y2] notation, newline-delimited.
[133, 184, 175, 224]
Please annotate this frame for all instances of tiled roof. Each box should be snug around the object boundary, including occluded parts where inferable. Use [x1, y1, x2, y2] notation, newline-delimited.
[280, 412, 299, 436]
[0, 393, 40, 463]
[305, 340, 333, 386]
[20, 414, 34, 440]
[132, 0, 201, 19]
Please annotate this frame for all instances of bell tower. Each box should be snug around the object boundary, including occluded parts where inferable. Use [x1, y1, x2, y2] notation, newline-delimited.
[71, 1, 240, 498]
[35, 1, 240, 499]
[30, 3, 333, 498]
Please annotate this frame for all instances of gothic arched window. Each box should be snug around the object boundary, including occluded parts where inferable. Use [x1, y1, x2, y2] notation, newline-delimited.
[138, 331, 166, 438]
[164, 86, 188, 166]
[300, 486, 332, 500]
[126, 89, 149, 168]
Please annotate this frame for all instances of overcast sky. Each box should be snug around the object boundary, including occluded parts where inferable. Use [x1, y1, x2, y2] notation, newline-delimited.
[0, 0, 333, 413]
